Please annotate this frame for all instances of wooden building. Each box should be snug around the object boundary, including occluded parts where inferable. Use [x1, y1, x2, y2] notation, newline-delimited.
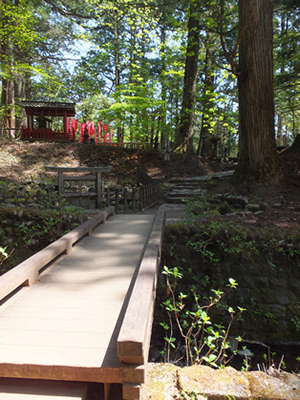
[20, 101, 76, 141]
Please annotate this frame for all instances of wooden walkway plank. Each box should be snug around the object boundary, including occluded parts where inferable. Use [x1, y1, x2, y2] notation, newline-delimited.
[0, 212, 156, 388]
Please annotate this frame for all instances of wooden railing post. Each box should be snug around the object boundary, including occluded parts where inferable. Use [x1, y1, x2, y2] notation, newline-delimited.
[132, 188, 136, 211]
[124, 188, 128, 212]
[96, 171, 102, 209]
[115, 188, 119, 213]
[139, 187, 144, 211]
[106, 188, 111, 206]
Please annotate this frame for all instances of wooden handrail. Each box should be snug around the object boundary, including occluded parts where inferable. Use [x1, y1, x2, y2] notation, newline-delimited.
[45, 166, 112, 173]
[117, 205, 165, 365]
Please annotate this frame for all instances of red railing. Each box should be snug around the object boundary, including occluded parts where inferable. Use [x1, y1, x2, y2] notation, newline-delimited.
[21, 128, 75, 141]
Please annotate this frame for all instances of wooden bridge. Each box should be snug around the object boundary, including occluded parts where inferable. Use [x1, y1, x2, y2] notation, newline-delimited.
[0, 205, 166, 400]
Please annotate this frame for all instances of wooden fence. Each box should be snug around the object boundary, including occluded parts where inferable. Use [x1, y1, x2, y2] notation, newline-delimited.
[0, 182, 161, 212]
[105, 182, 160, 212]
[21, 128, 75, 141]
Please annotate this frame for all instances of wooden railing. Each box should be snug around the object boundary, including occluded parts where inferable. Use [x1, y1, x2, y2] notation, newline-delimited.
[0, 207, 115, 302]
[45, 166, 112, 209]
[21, 127, 75, 141]
[21, 129, 160, 149]
[117, 205, 166, 399]
[104, 182, 160, 212]
[0, 182, 161, 212]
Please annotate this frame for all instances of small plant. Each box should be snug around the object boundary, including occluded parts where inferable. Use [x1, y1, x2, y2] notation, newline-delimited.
[0, 246, 9, 265]
[0, 245, 14, 271]
[160, 266, 245, 367]
[264, 312, 278, 326]
[19, 196, 83, 247]
[241, 349, 252, 372]
[291, 316, 300, 332]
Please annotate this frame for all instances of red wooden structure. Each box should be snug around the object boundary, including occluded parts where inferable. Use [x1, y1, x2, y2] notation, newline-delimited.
[20, 101, 76, 141]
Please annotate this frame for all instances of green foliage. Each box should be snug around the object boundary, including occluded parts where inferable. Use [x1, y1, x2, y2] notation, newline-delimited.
[1, 0, 299, 150]
[0, 246, 10, 266]
[18, 195, 82, 246]
[274, 2, 300, 142]
[291, 316, 300, 332]
[160, 266, 245, 367]
[183, 202, 300, 269]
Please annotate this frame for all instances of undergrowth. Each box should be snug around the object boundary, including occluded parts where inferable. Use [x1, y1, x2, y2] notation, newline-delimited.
[154, 200, 300, 369]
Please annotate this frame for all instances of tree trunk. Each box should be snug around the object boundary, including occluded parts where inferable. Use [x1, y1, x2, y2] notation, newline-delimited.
[113, 14, 122, 144]
[197, 46, 215, 157]
[173, 0, 201, 154]
[234, 0, 282, 184]
[160, 27, 167, 149]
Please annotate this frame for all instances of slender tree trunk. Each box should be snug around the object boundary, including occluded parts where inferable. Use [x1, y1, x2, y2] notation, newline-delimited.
[128, 24, 136, 142]
[197, 46, 215, 157]
[173, 0, 201, 154]
[113, 14, 122, 144]
[0, 42, 14, 139]
[234, 0, 282, 184]
[277, 114, 283, 146]
[160, 27, 167, 149]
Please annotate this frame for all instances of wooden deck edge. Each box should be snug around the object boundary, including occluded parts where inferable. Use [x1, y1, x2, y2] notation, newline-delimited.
[0, 363, 124, 384]
[0, 378, 88, 400]
[117, 205, 166, 365]
[0, 206, 115, 302]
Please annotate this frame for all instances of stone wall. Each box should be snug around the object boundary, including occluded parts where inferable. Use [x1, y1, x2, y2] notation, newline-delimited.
[160, 223, 300, 345]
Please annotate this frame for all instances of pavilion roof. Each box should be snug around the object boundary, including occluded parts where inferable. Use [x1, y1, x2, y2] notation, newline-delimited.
[19, 101, 76, 117]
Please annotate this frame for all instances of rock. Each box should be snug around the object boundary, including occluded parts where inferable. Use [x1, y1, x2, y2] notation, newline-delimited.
[259, 202, 269, 211]
[179, 366, 251, 399]
[272, 204, 282, 209]
[13, 227, 22, 237]
[225, 194, 249, 207]
[4, 227, 14, 236]
[18, 210, 24, 218]
[142, 364, 300, 399]
[226, 211, 252, 216]
[247, 370, 300, 399]
[204, 210, 221, 216]
[141, 363, 179, 400]
[246, 204, 260, 212]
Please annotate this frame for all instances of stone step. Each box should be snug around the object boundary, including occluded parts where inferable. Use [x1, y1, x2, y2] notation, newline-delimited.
[168, 189, 204, 196]
[171, 184, 202, 189]
[0, 379, 88, 400]
[165, 172, 234, 203]
[169, 170, 234, 184]
[165, 196, 186, 203]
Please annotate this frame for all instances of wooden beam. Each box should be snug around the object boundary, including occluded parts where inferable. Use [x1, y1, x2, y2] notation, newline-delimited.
[45, 167, 112, 173]
[117, 205, 165, 365]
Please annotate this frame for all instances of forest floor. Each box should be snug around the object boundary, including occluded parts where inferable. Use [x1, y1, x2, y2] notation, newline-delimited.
[0, 140, 230, 184]
[1, 138, 299, 215]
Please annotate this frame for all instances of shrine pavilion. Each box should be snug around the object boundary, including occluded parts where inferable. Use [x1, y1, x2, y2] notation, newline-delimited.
[20, 101, 76, 141]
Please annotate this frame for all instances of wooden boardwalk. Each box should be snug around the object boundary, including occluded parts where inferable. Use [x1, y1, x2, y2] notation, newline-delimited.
[0, 206, 165, 400]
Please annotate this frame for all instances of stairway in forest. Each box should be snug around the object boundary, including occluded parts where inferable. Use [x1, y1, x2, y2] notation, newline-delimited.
[164, 170, 234, 204]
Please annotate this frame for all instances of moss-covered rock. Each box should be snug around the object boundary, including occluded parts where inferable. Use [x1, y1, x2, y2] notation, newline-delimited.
[142, 364, 300, 399]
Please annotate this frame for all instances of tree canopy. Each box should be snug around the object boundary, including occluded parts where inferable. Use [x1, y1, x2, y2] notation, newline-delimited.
[1, 0, 299, 182]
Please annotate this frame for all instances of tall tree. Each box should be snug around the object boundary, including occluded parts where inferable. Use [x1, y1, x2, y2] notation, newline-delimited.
[0, 0, 36, 138]
[274, 1, 300, 143]
[173, 0, 201, 154]
[234, 0, 282, 183]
